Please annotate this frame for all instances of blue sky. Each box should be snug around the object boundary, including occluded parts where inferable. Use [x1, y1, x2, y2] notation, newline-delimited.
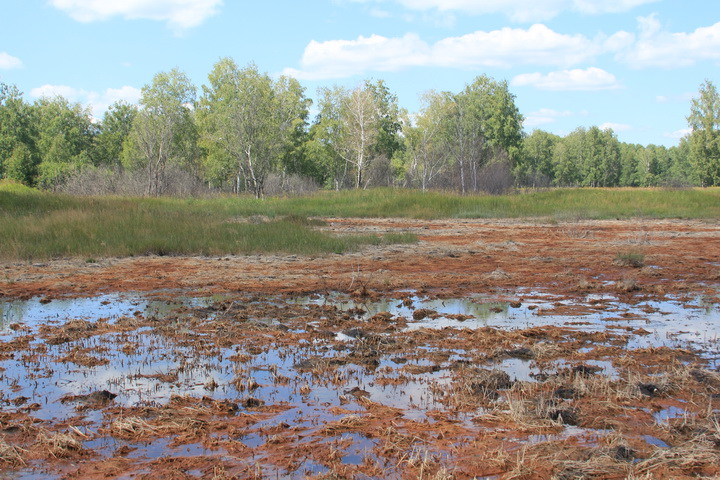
[1, 0, 718, 147]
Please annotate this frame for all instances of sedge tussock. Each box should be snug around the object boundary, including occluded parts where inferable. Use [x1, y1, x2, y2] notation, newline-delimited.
[0, 438, 25, 466]
[109, 416, 158, 439]
[321, 414, 365, 434]
[37, 431, 83, 458]
[634, 439, 720, 476]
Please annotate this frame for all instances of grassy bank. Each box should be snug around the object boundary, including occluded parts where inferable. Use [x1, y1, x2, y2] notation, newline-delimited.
[1, 182, 718, 260]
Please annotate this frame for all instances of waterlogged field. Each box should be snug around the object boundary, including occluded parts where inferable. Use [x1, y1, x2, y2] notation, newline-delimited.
[0, 217, 719, 479]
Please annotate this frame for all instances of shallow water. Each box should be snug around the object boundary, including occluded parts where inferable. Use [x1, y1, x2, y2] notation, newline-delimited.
[1, 289, 718, 477]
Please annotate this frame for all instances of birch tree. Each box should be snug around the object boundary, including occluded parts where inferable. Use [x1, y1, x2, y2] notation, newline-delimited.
[198, 59, 309, 197]
[403, 90, 452, 190]
[687, 80, 720, 186]
[313, 83, 383, 189]
[125, 68, 196, 196]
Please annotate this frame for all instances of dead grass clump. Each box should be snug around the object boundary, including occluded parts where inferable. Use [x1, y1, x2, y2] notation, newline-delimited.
[468, 369, 513, 397]
[169, 418, 208, 443]
[616, 275, 640, 293]
[63, 319, 97, 333]
[485, 268, 512, 281]
[0, 438, 25, 466]
[59, 347, 110, 367]
[398, 446, 447, 479]
[412, 308, 438, 321]
[37, 431, 84, 458]
[634, 439, 720, 477]
[321, 414, 365, 435]
[552, 455, 629, 480]
[109, 416, 158, 439]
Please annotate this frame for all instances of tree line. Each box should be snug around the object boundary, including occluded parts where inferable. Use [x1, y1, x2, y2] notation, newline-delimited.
[1, 59, 719, 197]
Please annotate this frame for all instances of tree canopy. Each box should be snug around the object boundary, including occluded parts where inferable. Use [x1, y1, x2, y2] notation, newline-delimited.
[0, 72, 716, 195]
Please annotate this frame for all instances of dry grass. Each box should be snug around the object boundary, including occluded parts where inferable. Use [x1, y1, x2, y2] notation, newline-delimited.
[0, 438, 25, 466]
[37, 431, 84, 458]
[109, 416, 159, 439]
[321, 414, 365, 434]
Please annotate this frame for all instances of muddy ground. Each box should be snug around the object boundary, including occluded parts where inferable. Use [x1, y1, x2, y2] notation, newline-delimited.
[0, 218, 719, 479]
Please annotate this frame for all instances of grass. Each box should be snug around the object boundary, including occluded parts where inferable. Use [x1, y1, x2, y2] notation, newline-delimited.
[615, 250, 646, 268]
[0, 182, 419, 261]
[1, 181, 718, 261]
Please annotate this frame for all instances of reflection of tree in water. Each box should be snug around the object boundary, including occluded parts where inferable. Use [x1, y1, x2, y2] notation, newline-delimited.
[347, 296, 510, 322]
[0, 300, 28, 329]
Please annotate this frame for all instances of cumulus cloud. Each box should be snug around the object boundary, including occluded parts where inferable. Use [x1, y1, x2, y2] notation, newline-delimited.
[48, 0, 223, 31]
[655, 92, 694, 104]
[285, 25, 603, 80]
[599, 122, 632, 132]
[350, 0, 657, 22]
[284, 33, 430, 80]
[524, 108, 574, 127]
[433, 24, 600, 68]
[30, 84, 141, 118]
[617, 15, 720, 68]
[512, 67, 621, 91]
[0, 52, 23, 69]
[664, 128, 691, 140]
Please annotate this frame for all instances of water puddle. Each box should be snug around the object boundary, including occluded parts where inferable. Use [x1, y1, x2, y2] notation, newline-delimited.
[0, 289, 718, 477]
[652, 405, 687, 425]
[642, 435, 671, 448]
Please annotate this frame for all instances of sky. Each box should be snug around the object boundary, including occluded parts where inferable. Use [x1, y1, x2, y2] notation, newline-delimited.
[1, 0, 719, 148]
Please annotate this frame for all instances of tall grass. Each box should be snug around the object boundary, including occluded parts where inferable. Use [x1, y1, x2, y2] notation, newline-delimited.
[0, 184, 418, 261]
[216, 187, 720, 220]
[1, 182, 718, 261]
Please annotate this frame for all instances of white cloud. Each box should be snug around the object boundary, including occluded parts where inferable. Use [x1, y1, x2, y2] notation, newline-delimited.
[524, 108, 574, 127]
[285, 25, 603, 80]
[31, 84, 83, 99]
[0, 52, 23, 69]
[433, 24, 599, 68]
[29, 84, 141, 118]
[369, 7, 392, 18]
[351, 0, 657, 22]
[655, 92, 694, 104]
[511, 67, 621, 91]
[48, 0, 222, 31]
[664, 128, 691, 140]
[600, 122, 632, 132]
[617, 15, 720, 68]
[284, 33, 430, 80]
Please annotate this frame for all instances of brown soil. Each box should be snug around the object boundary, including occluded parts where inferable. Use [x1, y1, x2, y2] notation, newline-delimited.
[1, 218, 719, 479]
[2, 218, 719, 301]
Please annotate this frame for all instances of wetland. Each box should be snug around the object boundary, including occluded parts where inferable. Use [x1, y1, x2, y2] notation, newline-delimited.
[1, 217, 719, 479]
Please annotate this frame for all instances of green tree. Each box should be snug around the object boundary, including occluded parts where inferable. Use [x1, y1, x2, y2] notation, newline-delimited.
[124, 68, 197, 196]
[400, 90, 453, 190]
[666, 139, 693, 186]
[518, 129, 559, 187]
[33, 96, 96, 189]
[198, 59, 310, 197]
[687, 80, 720, 186]
[312, 83, 382, 189]
[580, 126, 621, 187]
[308, 86, 349, 190]
[95, 101, 137, 168]
[619, 143, 641, 187]
[0, 83, 38, 185]
[553, 129, 583, 186]
[446, 75, 524, 192]
[365, 79, 404, 184]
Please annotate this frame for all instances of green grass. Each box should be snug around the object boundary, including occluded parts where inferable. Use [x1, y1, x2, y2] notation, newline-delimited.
[210, 187, 720, 220]
[1, 181, 718, 261]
